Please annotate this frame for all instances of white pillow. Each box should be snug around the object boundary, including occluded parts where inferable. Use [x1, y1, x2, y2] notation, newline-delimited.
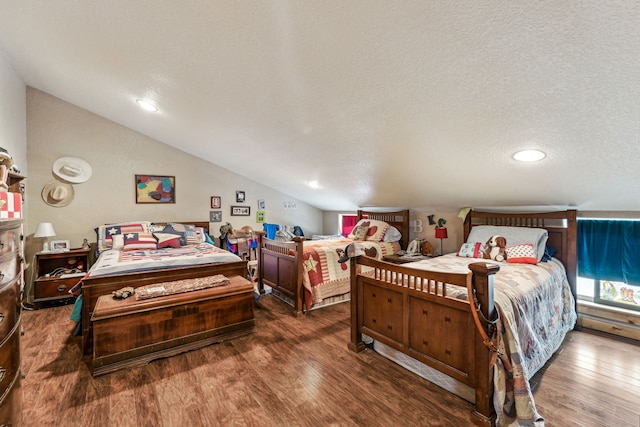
[466, 225, 548, 262]
[382, 226, 402, 243]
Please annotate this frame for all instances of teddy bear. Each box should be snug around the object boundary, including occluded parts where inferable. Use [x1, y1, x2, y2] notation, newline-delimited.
[482, 235, 507, 262]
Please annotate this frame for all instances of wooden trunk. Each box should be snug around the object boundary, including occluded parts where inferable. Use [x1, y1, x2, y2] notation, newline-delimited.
[91, 275, 255, 377]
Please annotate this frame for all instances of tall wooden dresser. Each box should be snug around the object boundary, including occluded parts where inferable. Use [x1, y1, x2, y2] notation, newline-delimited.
[0, 219, 23, 425]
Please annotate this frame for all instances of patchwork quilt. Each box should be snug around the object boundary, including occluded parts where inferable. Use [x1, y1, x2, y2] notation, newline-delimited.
[301, 238, 400, 310]
[409, 254, 577, 427]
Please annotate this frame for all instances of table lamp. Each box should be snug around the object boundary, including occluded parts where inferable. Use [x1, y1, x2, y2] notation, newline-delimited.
[34, 222, 56, 252]
[434, 218, 448, 256]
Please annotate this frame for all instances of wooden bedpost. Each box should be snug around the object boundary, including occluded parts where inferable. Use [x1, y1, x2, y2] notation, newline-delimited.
[468, 262, 500, 427]
[255, 231, 265, 294]
[348, 255, 365, 352]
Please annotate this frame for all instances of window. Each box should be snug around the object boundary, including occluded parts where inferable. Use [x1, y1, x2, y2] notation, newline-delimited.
[577, 219, 640, 312]
[339, 214, 358, 236]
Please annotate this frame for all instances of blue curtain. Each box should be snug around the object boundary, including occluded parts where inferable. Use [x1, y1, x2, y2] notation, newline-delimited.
[578, 219, 640, 285]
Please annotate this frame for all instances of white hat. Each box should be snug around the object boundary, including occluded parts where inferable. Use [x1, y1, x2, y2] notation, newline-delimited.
[0, 152, 14, 168]
[42, 181, 74, 207]
[52, 157, 92, 183]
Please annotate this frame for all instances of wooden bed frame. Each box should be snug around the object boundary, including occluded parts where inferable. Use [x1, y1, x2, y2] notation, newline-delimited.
[348, 210, 577, 427]
[256, 209, 410, 316]
[80, 221, 248, 355]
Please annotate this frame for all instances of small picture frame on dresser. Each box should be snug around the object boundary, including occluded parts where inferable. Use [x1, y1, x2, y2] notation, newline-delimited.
[50, 240, 71, 252]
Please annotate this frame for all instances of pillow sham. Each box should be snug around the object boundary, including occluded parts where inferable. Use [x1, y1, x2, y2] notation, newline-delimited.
[123, 232, 157, 251]
[168, 223, 200, 245]
[348, 219, 390, 242]
[351, 224, 369, 241]
[457, 242, 484, 258]
[382, 226, 402, 243]
[96, 221, 150, 252]
[506, 244, 538, 264]
[466, 225, 548, 262]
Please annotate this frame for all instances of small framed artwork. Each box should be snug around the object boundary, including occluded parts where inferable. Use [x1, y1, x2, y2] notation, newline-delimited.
[258, 199, 266, 210]
[256, 210, 265, 223]
[210, 211, 222, 222]
[231, 206, 250, 216]
[236, 191, 246, 203]
[210, 196, 221, 209]
[50, 240, 71, 252]
[135, 175, 175, 204]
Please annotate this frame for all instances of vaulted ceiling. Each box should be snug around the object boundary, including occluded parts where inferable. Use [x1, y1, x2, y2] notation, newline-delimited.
[1, 1, 639, 212]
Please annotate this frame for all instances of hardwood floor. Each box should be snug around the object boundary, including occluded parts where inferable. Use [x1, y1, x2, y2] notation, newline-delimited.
[19, 295, 640, 427]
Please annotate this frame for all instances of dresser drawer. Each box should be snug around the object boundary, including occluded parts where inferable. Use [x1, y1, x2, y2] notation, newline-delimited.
[0, 279, 20, 342]
[34, 276, 79, 301]
[0, 323, 20, 397]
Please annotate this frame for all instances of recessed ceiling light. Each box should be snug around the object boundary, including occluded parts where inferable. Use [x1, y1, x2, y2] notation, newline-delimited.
[136, 98, 158, 112]
[513, 149, 546, 162]
[307, 180, 320, 189]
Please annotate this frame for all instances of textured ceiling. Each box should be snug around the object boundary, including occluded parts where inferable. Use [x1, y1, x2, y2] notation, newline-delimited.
[1, 1, 639, 212]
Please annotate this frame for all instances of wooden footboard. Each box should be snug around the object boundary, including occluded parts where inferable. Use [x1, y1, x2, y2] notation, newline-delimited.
[81, 260, 247, 355]
[349, 256, 500, 426]
[256, 232, 305, 315]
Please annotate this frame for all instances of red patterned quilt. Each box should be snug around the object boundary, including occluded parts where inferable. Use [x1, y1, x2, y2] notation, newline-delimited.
[302, 238, 400, 309]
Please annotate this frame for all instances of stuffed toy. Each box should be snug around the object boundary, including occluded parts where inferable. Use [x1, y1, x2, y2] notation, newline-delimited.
[64, 257, 84, 273]
[482, 235, 507, 262]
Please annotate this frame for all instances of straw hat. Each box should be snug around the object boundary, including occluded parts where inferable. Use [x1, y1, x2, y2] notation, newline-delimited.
[41, 181, 74, 207]
[52, 157, 93, 183]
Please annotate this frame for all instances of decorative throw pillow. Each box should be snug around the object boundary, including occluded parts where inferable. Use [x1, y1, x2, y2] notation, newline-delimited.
[162, 225, 187, 246]
[506, 244, 538, 264]
[122, 232, 158, 251]
[153, 232, 183, 249]
[351, 225, 369, 241]
[457, 242, 484, 258]
[111, 234, 125, 251]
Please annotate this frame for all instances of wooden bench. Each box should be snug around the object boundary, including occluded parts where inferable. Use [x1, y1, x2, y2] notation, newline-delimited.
[90, 275, 255, 377]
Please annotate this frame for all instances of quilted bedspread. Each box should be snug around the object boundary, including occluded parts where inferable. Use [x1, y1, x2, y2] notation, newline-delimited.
[86, 243, 243, 278]
[302, 238, 400, 309]
[410, 254, 576, 427]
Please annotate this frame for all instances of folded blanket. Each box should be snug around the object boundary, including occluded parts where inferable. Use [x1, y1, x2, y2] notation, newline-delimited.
[134, 274, 230, 300]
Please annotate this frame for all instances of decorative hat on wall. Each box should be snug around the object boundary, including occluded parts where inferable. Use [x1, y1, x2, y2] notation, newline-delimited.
[41, 181, 74, 207]
[52, 157, 93, 183]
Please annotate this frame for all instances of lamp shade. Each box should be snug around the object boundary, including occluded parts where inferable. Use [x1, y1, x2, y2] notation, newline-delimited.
[435, 227, 448, 239]
[34, 222, 56, 238]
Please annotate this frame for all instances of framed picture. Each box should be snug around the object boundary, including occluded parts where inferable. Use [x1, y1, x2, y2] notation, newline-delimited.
[231, 206, 250, 216]
[210, 211, 222, 222]
[50, 240, 71, 252]
[258, 199, 266, 210]
[210, 196, 221, 209]
[236, 191, 246, 203]
[135, 175, 175, 204]
[256, 210, 265, 223]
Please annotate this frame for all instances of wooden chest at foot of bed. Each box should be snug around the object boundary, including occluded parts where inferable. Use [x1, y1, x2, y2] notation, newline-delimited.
[90, 275, 255, 377]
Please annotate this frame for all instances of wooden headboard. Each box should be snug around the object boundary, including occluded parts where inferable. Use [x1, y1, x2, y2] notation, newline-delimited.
[357, 209, 410, 250]
[463, 209, 577, 294]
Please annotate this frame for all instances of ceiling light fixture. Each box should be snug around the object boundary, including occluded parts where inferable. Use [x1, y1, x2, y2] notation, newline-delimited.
[513, 149, 546, 162]
[136, 98, 158, 112]
[307, 180, 320, 189]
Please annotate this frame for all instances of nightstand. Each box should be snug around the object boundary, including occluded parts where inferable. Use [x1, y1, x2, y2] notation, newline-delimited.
[33, 248, 92, 309]
[383, 254, 431, 264]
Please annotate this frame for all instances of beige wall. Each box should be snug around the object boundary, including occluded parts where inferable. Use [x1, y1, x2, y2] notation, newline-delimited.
[24, 88, 322, 276]
[0, 51, 27, 182]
